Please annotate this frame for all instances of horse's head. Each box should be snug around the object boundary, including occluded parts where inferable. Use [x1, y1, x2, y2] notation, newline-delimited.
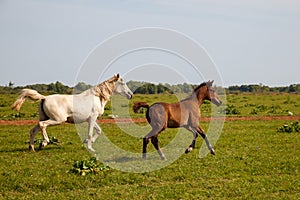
[205, 80, 222, 106]
[114, 74, 133, 99]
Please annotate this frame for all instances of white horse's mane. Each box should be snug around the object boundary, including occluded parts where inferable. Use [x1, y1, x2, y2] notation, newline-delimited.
[82, 76, 118, 101]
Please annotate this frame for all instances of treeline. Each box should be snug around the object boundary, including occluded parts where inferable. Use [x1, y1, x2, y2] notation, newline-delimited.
[228, 84, 300, 94]
[0, 81, 299, 95]
[0, 81, 92, 95]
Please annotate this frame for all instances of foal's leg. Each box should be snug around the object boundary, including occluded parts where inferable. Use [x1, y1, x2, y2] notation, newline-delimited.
[143, 129, 159, 159]
[185, 127, 198, 154]
[142, 137, 151, 159]
[197, 126, 215, 155]
[39, 119, 62, 149]
[151, 136, 166, 160]
[29, 124, 41, 151]
[143, 128, 165, 159]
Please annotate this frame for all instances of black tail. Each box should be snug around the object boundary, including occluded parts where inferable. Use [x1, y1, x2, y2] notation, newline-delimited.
[39, 99, 50, 121]
[133, 102, 149, 113]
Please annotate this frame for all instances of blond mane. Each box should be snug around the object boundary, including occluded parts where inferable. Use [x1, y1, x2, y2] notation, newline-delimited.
[89, 76, 118, 101]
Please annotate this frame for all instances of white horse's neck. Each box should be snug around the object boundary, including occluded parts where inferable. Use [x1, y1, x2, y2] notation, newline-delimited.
[81, 79, 116, 101]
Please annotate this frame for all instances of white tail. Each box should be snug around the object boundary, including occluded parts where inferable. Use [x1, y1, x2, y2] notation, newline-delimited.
[11, 89, 45, 111]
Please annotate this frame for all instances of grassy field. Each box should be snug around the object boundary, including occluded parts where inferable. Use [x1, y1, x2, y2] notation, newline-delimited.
[0, 120, 299, 199]
[1, 93, 299, 119]
[0, 93, 299, 199]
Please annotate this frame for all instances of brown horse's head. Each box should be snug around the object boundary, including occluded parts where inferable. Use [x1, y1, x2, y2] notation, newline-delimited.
[205, 80, 222, 106]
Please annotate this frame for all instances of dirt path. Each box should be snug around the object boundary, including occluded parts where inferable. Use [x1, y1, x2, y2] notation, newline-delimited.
[0, 116, 299, 125]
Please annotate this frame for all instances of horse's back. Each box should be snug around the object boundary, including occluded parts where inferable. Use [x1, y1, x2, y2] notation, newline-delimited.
[41, 94, 73, 121]
[148, 101, 199, 128]
[44, 94, 73, 110]
[148, 102, 182, 128]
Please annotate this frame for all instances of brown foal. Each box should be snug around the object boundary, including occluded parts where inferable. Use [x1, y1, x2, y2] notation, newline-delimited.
[133, 80, 222, 160]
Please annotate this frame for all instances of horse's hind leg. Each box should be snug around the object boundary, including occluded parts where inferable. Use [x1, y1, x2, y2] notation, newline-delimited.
[143, 128, 165, 159]
[29, 124, 41, 151]
[151, 136, 166, 160]
[197, 126, 215, 155]
[142, 137, 150, 159]
[39, 119, 62, 149]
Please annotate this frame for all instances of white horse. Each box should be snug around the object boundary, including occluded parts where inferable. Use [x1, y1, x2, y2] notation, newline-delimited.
[11, 74, 133, 152]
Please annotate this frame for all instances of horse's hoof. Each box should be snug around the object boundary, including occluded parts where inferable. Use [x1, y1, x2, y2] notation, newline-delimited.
[83, 139, 88, 144]
[142, 153, 147, 160]
[210, 149, 215, 155]
[88, 147, 96, 152]
[161, 156, 166, 160]
[28, 145, 35, 152]
[38, 143, 43, 150]
[185, 147, 193, 154]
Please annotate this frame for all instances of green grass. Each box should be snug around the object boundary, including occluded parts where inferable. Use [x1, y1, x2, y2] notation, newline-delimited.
[224, 93, 300, 117]
[107, 93, 300, 119]
[1, 93, 299, 199]
[0, 120, 299, 199]
[2, 93, 299, 120]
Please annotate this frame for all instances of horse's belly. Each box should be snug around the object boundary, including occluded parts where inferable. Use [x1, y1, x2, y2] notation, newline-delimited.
[71, 112, 93, 123]
[67, 116, 89, 124]
[167, 119, 181, 128]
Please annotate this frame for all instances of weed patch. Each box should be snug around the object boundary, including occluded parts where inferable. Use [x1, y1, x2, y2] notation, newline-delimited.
[70, 157, 110, 176]
[277, 121, 300, 133]
[219, 104, 241, 115]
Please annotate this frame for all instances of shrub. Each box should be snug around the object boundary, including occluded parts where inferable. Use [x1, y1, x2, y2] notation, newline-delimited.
[219, 104, 241, 115]
[70, 157, 110, 176]
[277, 121, 299, 133]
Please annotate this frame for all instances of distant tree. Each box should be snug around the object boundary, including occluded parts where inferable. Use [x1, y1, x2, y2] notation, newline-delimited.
[8, 81, 14, 88]
[127, 81, 144, 93]
[147, 83, 157, 94]
[182, 83, 193, 93]
[288, 84, 296, 93]
[295, 84, 300, 93]
[74, 82, 92, 93]
[157, 83, 165, 93]
[134, 84, 147, 94]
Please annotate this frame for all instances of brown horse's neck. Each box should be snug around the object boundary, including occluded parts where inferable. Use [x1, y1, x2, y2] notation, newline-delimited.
[186, 85, 209, 106]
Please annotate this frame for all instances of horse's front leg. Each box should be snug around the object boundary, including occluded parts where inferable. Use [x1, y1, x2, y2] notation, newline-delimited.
[185, 128, 198, 154]
[92, 123, 102, 143]
[87, 115, 98, 152]
[197, 126, 215, 155]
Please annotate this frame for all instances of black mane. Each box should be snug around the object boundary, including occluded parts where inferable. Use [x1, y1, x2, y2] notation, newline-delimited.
[193, 82, 207, 92]
[182, 82, 207, 101]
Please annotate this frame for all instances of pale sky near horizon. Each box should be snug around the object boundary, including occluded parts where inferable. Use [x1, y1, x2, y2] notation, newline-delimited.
[0, 0, 299, 87]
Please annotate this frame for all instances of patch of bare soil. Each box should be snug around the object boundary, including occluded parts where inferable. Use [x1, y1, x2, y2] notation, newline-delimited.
[0, 116, 299, 125]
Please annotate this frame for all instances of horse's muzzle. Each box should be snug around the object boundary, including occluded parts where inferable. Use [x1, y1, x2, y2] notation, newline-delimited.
[126, 94, 133, 100]
[212, 98, 222, 106]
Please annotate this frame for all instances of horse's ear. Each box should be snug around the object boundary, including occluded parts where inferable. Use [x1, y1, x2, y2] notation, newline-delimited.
[114, 73, 120, 79]
[207, 80, 214, 86]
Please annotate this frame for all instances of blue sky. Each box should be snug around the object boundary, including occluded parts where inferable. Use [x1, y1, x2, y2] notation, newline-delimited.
[0, 0, 299, 87]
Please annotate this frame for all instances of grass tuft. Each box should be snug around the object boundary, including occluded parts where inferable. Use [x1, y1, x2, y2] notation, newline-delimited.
[70, 157, 110, 176]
